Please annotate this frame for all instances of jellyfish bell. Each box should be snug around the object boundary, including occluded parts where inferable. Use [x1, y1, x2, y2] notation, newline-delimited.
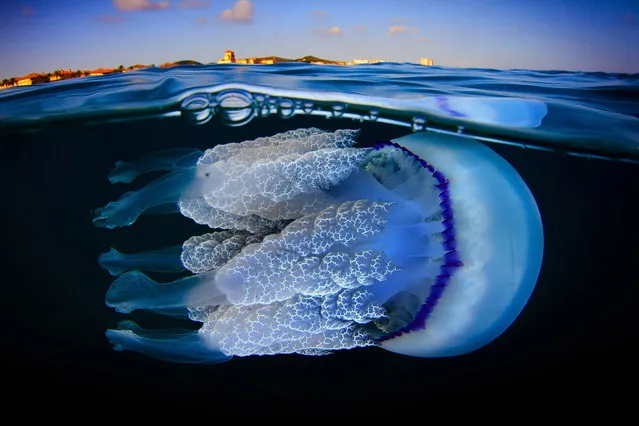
[95, 128, 543, 363]
[374, 132, 544, 357]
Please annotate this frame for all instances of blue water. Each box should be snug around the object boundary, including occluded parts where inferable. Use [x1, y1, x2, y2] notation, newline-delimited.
[0, 63, 637, 407]
[1, 63, 638, 162]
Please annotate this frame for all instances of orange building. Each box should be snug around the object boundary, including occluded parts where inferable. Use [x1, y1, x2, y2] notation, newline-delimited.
[218, 50, 236, 64]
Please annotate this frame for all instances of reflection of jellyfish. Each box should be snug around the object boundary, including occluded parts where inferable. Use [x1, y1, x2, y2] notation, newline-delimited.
[94, 128, 543, 363]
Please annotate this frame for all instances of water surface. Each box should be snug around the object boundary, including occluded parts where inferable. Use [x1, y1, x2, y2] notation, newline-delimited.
[0, 63, 637, 407]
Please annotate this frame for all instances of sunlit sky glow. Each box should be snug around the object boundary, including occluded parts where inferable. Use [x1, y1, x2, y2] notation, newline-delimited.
[1, 0, 638, 79]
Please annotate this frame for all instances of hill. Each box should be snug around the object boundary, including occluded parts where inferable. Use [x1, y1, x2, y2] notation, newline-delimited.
[252, 55, 345, 64]
[172, 60, 204, 66]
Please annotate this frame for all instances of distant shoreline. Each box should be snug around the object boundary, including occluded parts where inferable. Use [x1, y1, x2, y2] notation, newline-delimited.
[1, 55, 399, 90]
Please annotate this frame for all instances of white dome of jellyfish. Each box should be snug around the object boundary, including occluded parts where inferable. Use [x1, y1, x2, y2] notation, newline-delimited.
[93, 128, 544, 363]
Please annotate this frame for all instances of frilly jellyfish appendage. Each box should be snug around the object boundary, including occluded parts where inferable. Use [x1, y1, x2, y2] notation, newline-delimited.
[94, 128, 543, 362]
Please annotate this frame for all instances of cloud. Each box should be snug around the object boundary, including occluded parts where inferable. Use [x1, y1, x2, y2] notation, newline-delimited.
[388, 25, 419, 35]
[94, 15, 124, 23]
[196, 16, 207, 25]
[310, 9, 327, 18]
[22, 5, 35, 15]
[112, 0, 169, 11]
[388, 25, 407, 35]
[312, 26, 342, 36]
[179, 0, 209, 9]
[219, 0, 254, 23]
[417, 37, 429, 43]
[354, 24, 366, 33]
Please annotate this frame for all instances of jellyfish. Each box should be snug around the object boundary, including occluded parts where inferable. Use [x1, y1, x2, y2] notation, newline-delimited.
[94, 128, 544, 363]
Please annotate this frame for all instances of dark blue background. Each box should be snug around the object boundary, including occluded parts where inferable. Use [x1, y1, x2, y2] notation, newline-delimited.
[1, 115, 636, 409]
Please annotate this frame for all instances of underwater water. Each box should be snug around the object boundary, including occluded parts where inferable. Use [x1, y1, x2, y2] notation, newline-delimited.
[0, 63, 637, 407]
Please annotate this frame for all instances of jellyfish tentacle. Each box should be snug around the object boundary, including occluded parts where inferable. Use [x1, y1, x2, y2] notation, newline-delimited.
[181, 230, 266, 273]
[105, 270, 228, 313]
[93, 167, 199, 229]
[196, 127, 359, 167]
[196, 294, 378, 357]
[98, 245, 184, 276]
[108, 148, 202, 184]
[106, 320, 231, 364]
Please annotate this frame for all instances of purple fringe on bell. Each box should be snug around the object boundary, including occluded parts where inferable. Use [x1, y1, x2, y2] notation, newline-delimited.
[373, 141, 463, 342]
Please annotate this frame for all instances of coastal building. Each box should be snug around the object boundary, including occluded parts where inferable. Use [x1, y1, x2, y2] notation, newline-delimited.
[218, 49, 236, 64]
[51, 69, 77, 80]
[236, 58, 256, 64]
[420, 57, 434, 66]
[86, 68, 113, 77]
[15, 72, 46, 86]
[126, 64, 152, 72]
[351, 58, 384, 65]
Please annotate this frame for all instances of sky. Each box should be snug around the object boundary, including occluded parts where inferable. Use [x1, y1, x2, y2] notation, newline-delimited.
[1, 0, 638, 79]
